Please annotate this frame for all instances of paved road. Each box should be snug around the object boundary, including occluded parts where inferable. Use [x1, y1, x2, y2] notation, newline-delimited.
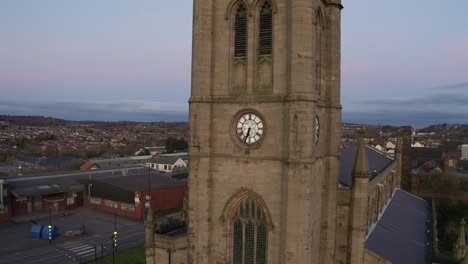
[0, 221, 145, 264]
[0, 207, 146, 264]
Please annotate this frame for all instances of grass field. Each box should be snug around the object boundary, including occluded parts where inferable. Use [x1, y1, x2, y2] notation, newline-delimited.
[87, 246, 145, 264]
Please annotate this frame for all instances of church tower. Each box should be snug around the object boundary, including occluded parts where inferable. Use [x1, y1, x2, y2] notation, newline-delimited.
[188, 0, 343, 263]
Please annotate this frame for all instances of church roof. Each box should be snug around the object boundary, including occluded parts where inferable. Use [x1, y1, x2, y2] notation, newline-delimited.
[339, 144, 393, 187]
[365, 189, 431, 264]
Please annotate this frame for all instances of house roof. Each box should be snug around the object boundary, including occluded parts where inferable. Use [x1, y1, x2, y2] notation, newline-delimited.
[411, 147, 442, 160]
[340, 145, 394, 187]
[148, 156, 182, 165]
[371, 137, 386, 147]
[459, 160, 468, 170]
[80, 161, 100, 170]
[365, 189, 431, 264]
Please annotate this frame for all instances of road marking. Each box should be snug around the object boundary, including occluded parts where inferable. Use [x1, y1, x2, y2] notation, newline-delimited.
[67, 244, 91, 252]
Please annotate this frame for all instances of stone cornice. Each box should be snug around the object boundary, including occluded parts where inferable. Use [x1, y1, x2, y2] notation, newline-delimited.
[352, 171, 371, 179]
[321, 0, 343, 10]
[189, 152, 341, 163]
[189, 95, 342, 109]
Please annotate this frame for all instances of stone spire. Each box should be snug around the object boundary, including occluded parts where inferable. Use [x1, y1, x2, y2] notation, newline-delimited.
[349, 129, 370, 264]
[352, 130, 370, 179]
[456, 218, 466, 260]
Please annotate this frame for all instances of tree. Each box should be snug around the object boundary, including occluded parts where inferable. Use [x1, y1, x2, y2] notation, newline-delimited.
[165, 137, 188, 153]
[138, 148, 151, 156]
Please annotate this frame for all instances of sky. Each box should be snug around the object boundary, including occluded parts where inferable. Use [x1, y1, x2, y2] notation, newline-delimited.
[0, 1, 467, 127]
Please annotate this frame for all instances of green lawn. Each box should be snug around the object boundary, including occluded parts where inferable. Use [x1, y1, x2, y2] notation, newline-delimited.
[87, 246, 145, 264]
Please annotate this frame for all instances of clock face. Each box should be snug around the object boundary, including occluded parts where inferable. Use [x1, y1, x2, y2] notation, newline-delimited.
[315, 115, 320, 144]
[236, 113, 264, 145]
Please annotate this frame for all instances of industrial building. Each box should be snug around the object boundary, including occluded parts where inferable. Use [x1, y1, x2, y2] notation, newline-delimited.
[81, 173, 187, 219]
[0, 166, 187, 223]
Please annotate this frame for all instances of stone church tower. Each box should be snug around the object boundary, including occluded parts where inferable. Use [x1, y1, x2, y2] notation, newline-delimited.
[188, 0, 343, 263]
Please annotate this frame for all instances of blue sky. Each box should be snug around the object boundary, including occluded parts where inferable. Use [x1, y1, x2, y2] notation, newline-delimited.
[1, 1, 467, 127]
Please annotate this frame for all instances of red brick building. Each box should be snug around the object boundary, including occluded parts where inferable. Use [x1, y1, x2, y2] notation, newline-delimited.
[81, 173, 187, 220]
[0, 166, 149, 223]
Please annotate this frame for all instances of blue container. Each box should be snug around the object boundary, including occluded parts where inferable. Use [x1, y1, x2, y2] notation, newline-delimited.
[31, 224, 43, 239]
[41, 225, 59, 240]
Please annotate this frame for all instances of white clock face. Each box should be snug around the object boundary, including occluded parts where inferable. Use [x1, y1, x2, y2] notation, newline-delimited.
[236, 113, 264, 145]
[315, 116, 320, 144]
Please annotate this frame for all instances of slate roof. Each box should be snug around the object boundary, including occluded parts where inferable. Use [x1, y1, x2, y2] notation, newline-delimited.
[148, 156, 183, 165]
[88, 156, 153, 169]
[77, 173, 187, 203]
[411, 148, 443, 169]
[93, 173, 187, 192]
[365, 189, 431, 264]
[459, 160, 468, 170]
[41, 157, 78, 166]
[77, 179, 135, 203]
[89, 155, 153, 163]
[3, 166, 149, 197]
[17, 156, 79, 167]
[339, 145, 394, 187]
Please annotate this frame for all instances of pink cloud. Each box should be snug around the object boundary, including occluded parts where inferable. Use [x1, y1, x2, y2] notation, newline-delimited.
[440, 37, 468, 62]
[343, 62, 372, 75]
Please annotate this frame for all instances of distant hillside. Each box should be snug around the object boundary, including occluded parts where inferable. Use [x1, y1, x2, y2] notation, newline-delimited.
[0, 115, 69, 126]
[0, 115, 190, 127]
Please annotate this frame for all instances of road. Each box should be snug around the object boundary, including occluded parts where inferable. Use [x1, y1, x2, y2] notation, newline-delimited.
[0, 221, 145, 264]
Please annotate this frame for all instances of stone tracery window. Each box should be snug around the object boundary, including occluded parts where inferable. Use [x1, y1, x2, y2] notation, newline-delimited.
[229, 192, 270, 264]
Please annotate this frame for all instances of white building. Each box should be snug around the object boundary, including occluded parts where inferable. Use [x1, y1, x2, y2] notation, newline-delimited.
[462, 145, 468, 160]
[386, 141, 396, 150]
[146, 156, 187, 172]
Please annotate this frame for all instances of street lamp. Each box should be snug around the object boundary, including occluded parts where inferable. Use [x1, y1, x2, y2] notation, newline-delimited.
[88, 183, 93, 199]
[48, 206, 52, 245]
[112, 213, 117, 264]
[0, 179, 4, 210]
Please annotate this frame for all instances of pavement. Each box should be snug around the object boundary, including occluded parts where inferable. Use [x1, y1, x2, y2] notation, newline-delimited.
[0, 207, 146, 264]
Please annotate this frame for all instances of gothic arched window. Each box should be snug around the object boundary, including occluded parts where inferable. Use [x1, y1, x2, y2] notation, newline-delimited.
[223, 189, 272, 264]
[232, 199, 268, 264]
[234, 4, 248, 58]
[258, 1, 272, 56]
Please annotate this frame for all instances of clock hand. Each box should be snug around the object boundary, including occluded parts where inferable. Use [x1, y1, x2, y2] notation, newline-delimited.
[244, 128, 251, 143]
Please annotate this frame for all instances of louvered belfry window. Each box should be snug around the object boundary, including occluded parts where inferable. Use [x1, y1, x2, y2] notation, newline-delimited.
[258, 2, 272, 56]
[234, 5, 247, 58]
[232, 199, 268, 264]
